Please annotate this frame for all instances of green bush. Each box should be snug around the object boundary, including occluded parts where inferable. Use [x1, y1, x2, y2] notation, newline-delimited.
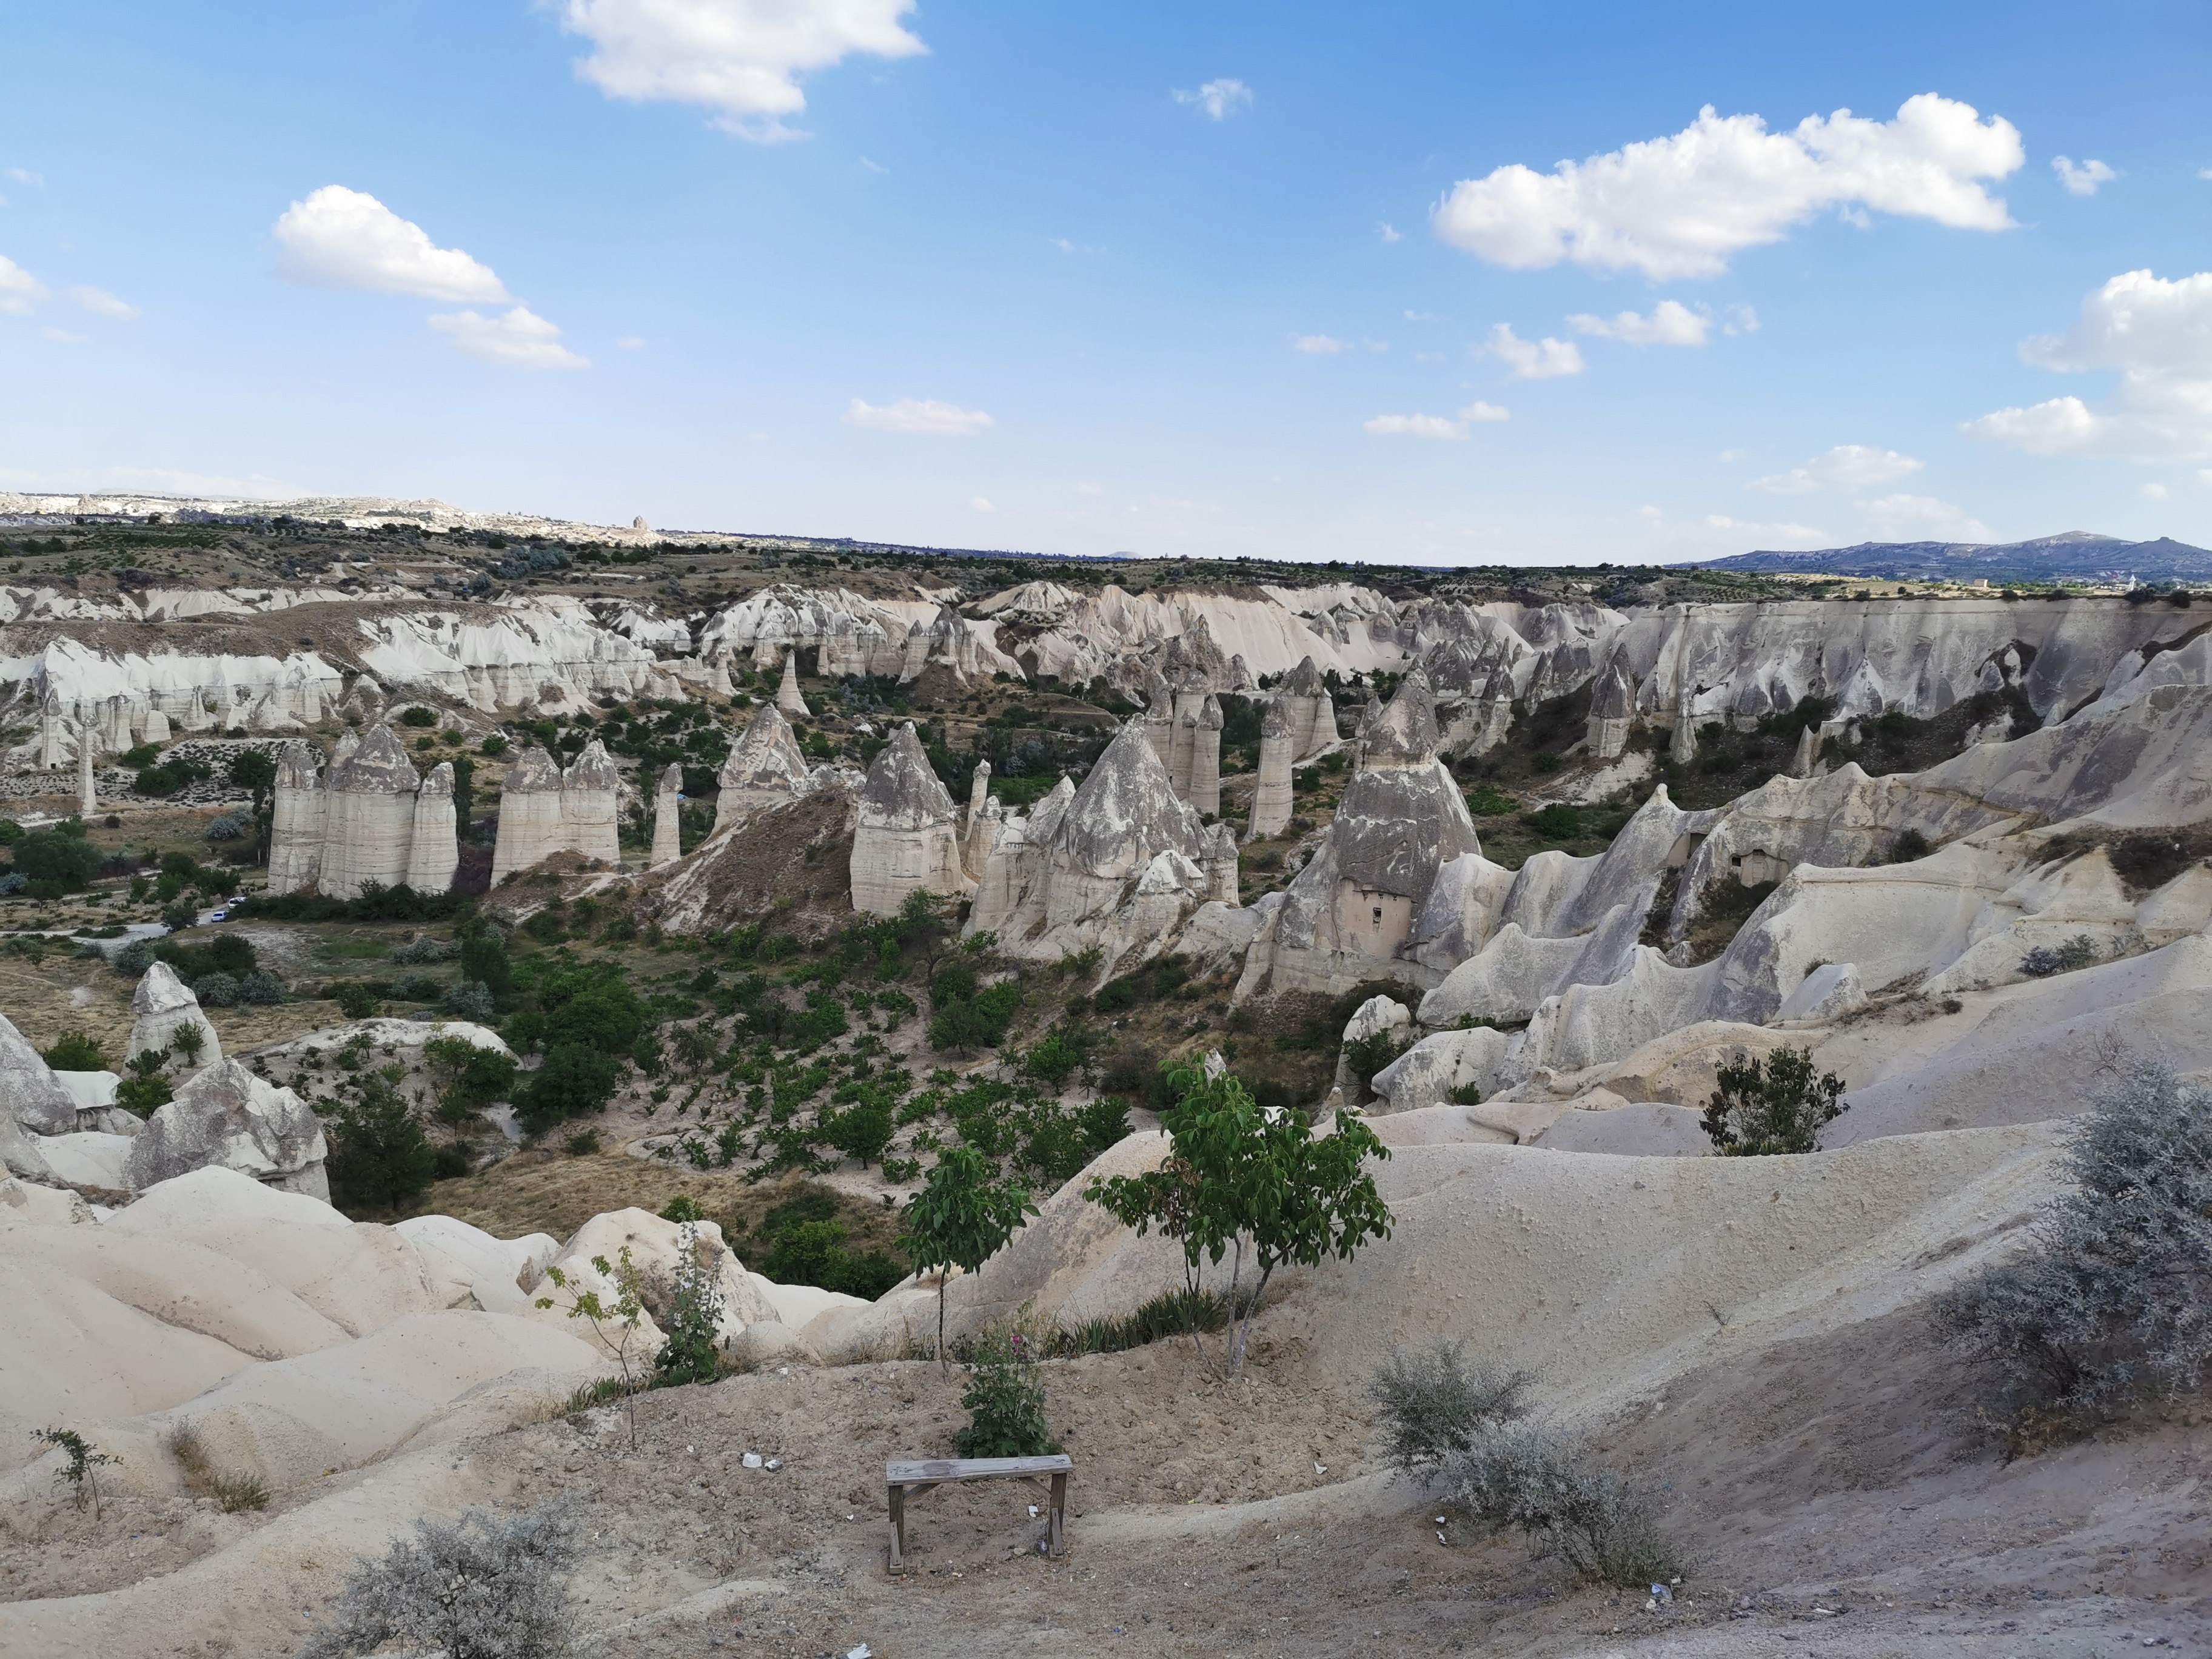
[12, 827, 101, 892]
[333, 982, 380, 1021]
[326, 1079, 437, 1214]
[1700, 1045, 1845, 1155]
[41, 1031, 106, 1071]
[651, 1222, 726, 1387]
[928, 976, 1022, 1053]
[956, 1321, 1057, 1458]
[658, 1196, 706, 1224]
[1530, 802, 1583, 840]
[516, 1045, 622, 1132]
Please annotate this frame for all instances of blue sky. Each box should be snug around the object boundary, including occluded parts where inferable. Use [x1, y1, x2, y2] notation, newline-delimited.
[2, 1, 2208, 565]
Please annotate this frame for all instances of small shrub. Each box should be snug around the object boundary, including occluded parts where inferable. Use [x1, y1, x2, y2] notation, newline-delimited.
[333, 982, 380, 1020]
[1529, 750, 1562, 774]
[956, 1321, 1057, 1458]
[398, 705, 438, 728]
[563, 1128, 601, 1156]
[441, 979, 497, 1021]
[2021, 933, 2099, 978]
[1700, 1045, 1845, 1156]
[326, 1078, 437, 1213]
[650, 1221, 726, 1388]
[1444, 1423, 1684, 1588]
[1369, 1339, 1535, 1475]
[1530, 802, 1583, 840]
[1889, 826, 1933, 863]
[113, 938, 156, 977]
[1342, 1027, 1406, 1088]
[194, 971, 241, 1007]
[212, 1470, 271, 1512]
[41, 1031, 105, 1071]
[236, 970, 287, 1005]
[1464, 785, 1516, 817]
[1936, 1062, 2212, 1438]
[392, 932, 463, 965]
[659, 1195, 706, 1224]
[301, 1503, 578, 1659]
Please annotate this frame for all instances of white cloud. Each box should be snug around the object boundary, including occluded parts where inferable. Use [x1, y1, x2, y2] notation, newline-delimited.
[1075, 482, 1102, 496]
[859, 156, 889, 173]
[1566, 299, 1711, 346]
[1639, 503, 1826, 547]
[1962, 269, 2212, 461]
[5, 168, 42, 187]
[1717, 448, 1746, 462]
[427, 305, 589, 369]
[1366, 414, 1470, 440]
[1486, 323, 1583, 378]
[0, 253, 47, 314]
[1861, 492, 1994, 540]
[843, 397, 994, 435]
[1293, 333, 1350, 354]
[1173, 78, 1252, 121]
[273, 186, 509, 302]
[69, 285, 138, 320]
[1404, 309, 1435, 321]
[1364, 402, 1507, 441]
[554, 0, 925, 141]
[616, 335, 646, 349]
[41, 327, 85, 344]
[2142, 482, 2169, 500]
[1378, 222, 1402, 243]
[970, 496, 996, 512]
[1433, 93, 2023, 280]
[1722, 303, 1760, 335]
[1748, 444, 1924, 494]
[2052, 156, 2119, 196]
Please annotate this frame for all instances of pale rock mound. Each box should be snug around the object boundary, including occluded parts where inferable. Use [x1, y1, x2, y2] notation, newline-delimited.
[524, 1207, 774, 1360]
[121, 1059, 330, 1200]
[0, 1010, 80, 1135]
[712, 701, 813, 837]
[127, 961, 222, 1073]
[850, 721, 970, 916]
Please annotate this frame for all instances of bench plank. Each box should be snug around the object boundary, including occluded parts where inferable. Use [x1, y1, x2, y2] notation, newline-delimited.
[886, 1455, 1071, 1484]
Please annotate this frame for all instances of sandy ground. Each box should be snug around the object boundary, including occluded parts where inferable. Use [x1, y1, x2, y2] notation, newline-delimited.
[4, 1296, 2204, 1659]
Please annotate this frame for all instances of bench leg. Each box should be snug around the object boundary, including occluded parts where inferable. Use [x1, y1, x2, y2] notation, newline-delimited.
[1047, 1472, 1066, 1558]
[888, 1484, 905, 1573]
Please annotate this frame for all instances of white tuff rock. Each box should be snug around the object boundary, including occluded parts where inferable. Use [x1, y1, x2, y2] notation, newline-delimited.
[129, 961, 223, 1073]
[121, 1057, 330, 1199]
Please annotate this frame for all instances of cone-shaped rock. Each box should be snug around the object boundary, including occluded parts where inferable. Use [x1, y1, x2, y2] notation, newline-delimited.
[651, 762, 683, 868]
[405, 760, 460, 893]
[122, 1057, 329, 1200]
[776, 652, 811, 718]
[129, 960, 223, 1073]
[851, 722, 967, 915]
[560, 739, 622, 866]
[267, 739, 327, 896]
[491, 745, 566, 883]
[321, 722, 420, 899]
[1247, 698, 1295, 840]
[1586, 654, 1635, 760]
[1190, 694, 1224, 816]
[713, 702, 811, 837]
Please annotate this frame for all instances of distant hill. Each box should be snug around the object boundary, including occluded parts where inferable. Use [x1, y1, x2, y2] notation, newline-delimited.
[1684, 531, 2212, 584]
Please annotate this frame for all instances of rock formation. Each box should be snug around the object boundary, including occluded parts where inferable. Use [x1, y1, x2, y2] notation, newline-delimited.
[968, 716, 1235, 970]
[263, 725, 460, 900]
[1586, 654, 1635, 760]
[1188, 694, 1224, 816]
[1236, 672, 1482, 997]
[1274, 656, 1339, 760]
[712, 702, 813, 837]
[266, 740, 327, 895]
[651, 762, 683, 867]
[776, 652, 810, 718]
[1247, 699, 1295, 840]
[489, 740, 622, 881]
[129, 962, 223, 1072]
[77, 731, 95, 818]
[1, 1013, 79, 1136]
[851, 722, 970, 916]
[962, 759, 997, 880]
[121, 1058, 329, 1199]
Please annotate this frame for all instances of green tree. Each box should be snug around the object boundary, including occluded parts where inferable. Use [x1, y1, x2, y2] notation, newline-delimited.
[450, 755, 475, 840]
[423, 1035, 519, 1111]
[1086, 1061, 1394, 1378]
[226, 748, 278, 863]
[326, 1076, 438, 1213]
[458, 924, 514, 1003]
[13, 826, 101, 892]
[534, 1247, 647, 1447]
[515, 1045, 622, 1133]
[1700, 1045, 1846, 1156]
[903, 1145, 1038, 1372]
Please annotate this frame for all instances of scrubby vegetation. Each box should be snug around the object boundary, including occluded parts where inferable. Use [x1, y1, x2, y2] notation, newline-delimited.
[1937, 1062, 2212, 1443]
[1700, 1045, 1846, 1155]
[302, 1503, 578, 1659]
[1444, 1422, 1685, 1588]
[1368, 1339, 1536, 1475]
[957, 1319, 1058, 1458]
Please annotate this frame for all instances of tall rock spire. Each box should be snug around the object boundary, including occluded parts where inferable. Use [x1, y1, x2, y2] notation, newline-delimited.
[850, 722, 968, 916]
[651, 762, 683, 868]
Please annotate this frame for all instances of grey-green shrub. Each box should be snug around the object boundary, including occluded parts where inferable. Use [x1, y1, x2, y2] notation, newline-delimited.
[1936, 1061, 2212, 1432]
[302, 1503, 577, 1659]
[1444, 1423, 1683, 1587]
[1369, 1339, 1535, 1475]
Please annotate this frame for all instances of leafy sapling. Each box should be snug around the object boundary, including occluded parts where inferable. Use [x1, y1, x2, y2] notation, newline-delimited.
[536, 1246, 648, 1447]
[33, 1426, 118, 1518]
[903, 1145, 1037, 1373]
[1700, 1045, 1846, 1156]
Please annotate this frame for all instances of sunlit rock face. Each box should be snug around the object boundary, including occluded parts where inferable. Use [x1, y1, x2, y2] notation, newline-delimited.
[967, 717, 1231, 971]
[121, 1059, 329, 1201]
[1247, 699, 1295, 841]
[1236, 673, 1481, 998]
[775, 654, 811, 718]
[488, 739, 622, 881]
[713, 703, 814, 837]
[850, 722, 970, 917]
[404, 762, 460, 894]
[129, 962, 223, 1074]
[1586, 655, 1635, 760]
[320, 723, 422, 900]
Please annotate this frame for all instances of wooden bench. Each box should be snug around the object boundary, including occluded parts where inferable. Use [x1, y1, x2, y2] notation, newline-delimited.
[885, 1455, 1071, 1572]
